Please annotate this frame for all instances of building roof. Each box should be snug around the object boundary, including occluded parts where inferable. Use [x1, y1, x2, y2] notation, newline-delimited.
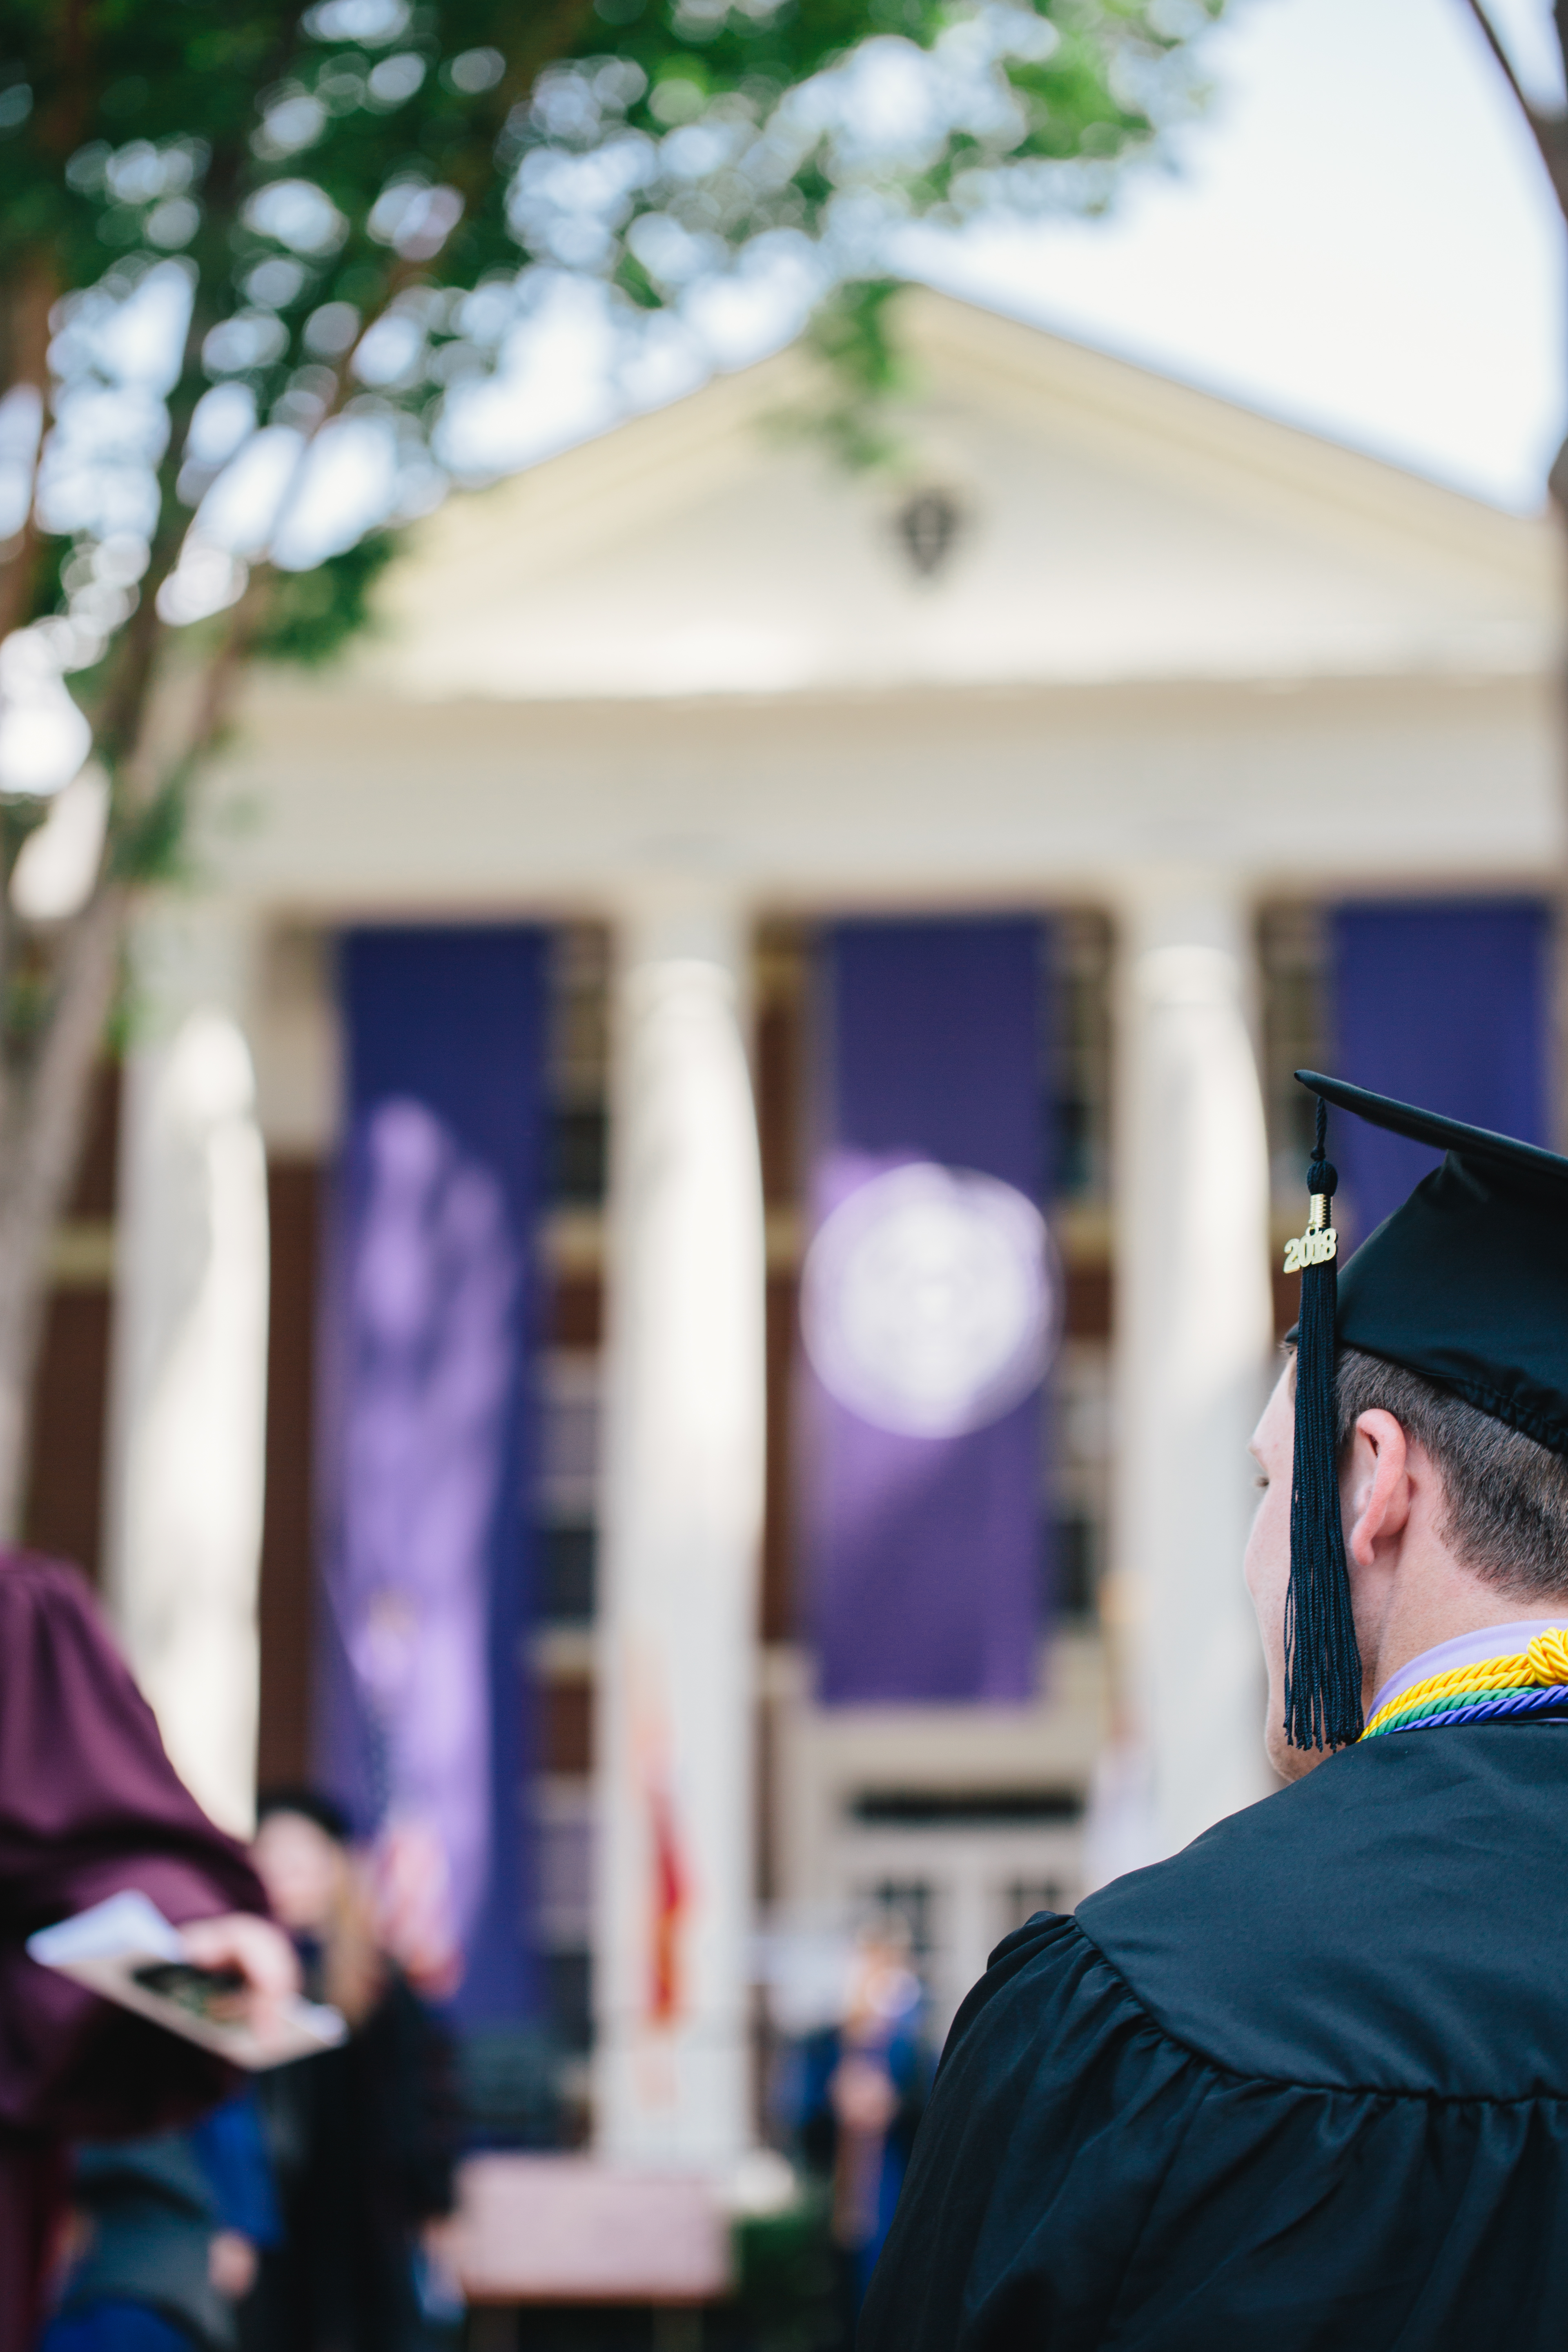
[348, 286, 1562, 705]
[217, 290, 1566, 921]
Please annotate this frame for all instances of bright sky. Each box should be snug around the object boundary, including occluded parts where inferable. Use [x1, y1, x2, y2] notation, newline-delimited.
[913, 0, 1567, 513]
[454, 0, 1568, 515]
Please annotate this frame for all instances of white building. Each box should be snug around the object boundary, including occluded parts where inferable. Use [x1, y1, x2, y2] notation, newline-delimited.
[56, 289, 1562, 2163]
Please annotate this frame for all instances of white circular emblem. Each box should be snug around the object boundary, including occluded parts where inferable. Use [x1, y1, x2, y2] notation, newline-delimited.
[801, 1161, 1057, 1438]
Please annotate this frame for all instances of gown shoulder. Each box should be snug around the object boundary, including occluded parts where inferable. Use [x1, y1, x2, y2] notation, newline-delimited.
[860, 1726, 1568, 2352]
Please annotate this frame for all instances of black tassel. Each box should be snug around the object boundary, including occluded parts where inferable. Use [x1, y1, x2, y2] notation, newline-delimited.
[1283, 1096, 1363, 1750]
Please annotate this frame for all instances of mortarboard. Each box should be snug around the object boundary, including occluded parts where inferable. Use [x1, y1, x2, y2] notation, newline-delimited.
[1282, 1070, 1568, 1751]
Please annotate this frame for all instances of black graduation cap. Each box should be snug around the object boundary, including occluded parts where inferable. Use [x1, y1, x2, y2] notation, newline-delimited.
[1282, 1070, 1568, 1751]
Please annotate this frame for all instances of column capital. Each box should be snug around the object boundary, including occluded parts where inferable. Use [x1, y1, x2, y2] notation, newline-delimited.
[1106, 868, 1256, 962]
[125, 892, 261, 1045]
[609, 875, 754, 978]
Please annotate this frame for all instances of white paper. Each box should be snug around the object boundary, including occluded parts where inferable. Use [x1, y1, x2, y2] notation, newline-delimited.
[27, 1892, 347, 2070]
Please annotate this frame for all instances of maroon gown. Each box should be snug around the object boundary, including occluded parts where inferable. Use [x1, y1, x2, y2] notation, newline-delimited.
[0, 1548, 268, 2349]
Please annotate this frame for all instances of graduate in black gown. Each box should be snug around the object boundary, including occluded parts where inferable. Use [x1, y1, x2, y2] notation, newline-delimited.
[862, 1072, 1568, 2352]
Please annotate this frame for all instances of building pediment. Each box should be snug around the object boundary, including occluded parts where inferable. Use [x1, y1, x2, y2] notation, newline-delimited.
[349, 288, 1561, 705]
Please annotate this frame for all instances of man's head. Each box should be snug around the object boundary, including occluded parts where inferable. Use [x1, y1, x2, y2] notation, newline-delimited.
[252, 1785, 351, 1935]
[1245, 1346, 1568, 1780]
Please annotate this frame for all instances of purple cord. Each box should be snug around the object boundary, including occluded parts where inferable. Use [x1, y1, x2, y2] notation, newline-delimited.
[1388, 1684, 1568, 1734]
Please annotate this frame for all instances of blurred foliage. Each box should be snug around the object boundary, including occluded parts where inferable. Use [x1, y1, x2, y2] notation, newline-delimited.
[250, 528, 401, 664]
[109, 763, 194, 886]
[0, 0, 1230, 749]
[2, 0, 1226, 312]
[727, 2187, 841, 2351]
[799, 276, 909, 468]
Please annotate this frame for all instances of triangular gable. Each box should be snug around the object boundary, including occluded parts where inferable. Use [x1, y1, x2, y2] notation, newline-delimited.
[359, 289, 1562, 704]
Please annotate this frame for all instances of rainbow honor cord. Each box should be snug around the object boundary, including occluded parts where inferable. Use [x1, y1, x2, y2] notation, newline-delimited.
[1362, 1628, 1568, 1739]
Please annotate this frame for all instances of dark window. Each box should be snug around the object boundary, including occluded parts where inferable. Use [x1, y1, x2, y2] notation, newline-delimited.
[1052, 1512, 1099, 1621]
[1002, 1880, 1069, 1931]
[550, 1105, 607, 1205]
[542, 1949, 593, 2056]
[1051, 911, 1114, 1203]
[864, 1880, 934, 1956]
[538, 1524, 596, 1623]
[459, 2023, 568, 2146]
[1258, 904, 1329, 1192]
[547, 925, 610, 1206]
[851, 1788, 1084, 1828]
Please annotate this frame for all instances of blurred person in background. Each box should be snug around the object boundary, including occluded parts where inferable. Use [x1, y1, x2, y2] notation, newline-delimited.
[782, 1926, 929, 2341]
[40, 2094, 279, 2352]
[0, 1547, 295, 2346]
[241, 1791, 458, 2352]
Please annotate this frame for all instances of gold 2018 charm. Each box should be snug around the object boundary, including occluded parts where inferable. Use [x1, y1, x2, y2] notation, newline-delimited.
[1283, 1190, 1336, 1274]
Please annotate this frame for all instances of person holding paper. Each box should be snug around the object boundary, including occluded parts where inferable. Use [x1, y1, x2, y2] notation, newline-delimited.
[0, 1547, 295, 2352]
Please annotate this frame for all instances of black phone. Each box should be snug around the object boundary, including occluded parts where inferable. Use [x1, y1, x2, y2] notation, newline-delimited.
[131, 1959, 249, 2025]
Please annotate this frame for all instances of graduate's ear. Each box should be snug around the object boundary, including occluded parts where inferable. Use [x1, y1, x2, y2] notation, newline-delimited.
[1343, 1408, 1411, 1569]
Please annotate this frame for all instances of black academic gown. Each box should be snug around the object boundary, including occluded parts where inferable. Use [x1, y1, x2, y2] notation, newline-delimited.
[861, 1721, 1568, 2352]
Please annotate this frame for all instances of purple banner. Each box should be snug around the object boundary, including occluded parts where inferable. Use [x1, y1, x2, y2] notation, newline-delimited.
[317, 927, 546, 2025]
[1330, 900, 1551, 1243]
[803, 918, 1051, 1705]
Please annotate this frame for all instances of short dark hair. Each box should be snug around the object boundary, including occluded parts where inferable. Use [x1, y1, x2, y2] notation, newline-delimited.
[255, 1784, 352, 1844]
[1335, 1345, 1568, 1600]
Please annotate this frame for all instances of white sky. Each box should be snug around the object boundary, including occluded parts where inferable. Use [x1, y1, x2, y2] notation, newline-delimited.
[458, 0, 1568, 514]
[912, 0, 1566, 512]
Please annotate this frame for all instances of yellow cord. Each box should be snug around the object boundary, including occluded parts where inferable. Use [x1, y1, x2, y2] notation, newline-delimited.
[1362, 1628, 1568, 1739]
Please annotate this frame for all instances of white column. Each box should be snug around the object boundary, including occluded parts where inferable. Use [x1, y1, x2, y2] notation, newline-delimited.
[105, 900, 270, 1838]
[1107, 876, 1274, 1867]
[595, 887, 766, 2172]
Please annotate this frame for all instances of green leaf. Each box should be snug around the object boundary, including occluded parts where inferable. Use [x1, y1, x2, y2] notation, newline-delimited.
[252, 531, 403, 667]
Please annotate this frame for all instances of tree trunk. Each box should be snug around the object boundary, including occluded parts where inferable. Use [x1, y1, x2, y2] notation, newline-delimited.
[0, 884, 126, 1539]
[0, 258, 56, 649]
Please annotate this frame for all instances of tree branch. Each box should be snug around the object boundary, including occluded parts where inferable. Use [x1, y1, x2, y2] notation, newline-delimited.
[184, 570, 273, 768]
[0, 257, 58, 647]
[0, 880, 125, 1536]
[1461, 0, 1568, 220]
[14, 886, 125, 1254]
[1462, 0, 1546, 129]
